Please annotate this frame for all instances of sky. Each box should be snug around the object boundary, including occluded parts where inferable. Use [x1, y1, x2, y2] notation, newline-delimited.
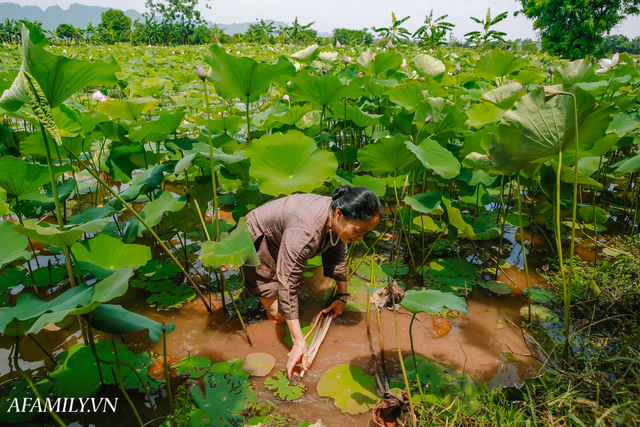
[17, 0, 640, 40]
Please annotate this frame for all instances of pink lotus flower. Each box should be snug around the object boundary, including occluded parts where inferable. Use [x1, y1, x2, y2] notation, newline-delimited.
[342, 54, 351, 64]
[596, 52, 619, 73]
[197, 65, 206, 81]
[357, 71, 364, 78]
[424, 115, 432, 123]
[454, 63, 461, 74]
[401, 58, 407, 68]
[386, 40, 393, 48]
[336, 40, 341, 48]
[148, 44, 152, 47]
[283, 94, 290, 101]
[548, 66, 554, 75]
[92, 91, 108, 102]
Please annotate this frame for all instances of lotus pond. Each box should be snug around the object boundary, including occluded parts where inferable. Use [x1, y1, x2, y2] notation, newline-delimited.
[0, 24, 639, 427]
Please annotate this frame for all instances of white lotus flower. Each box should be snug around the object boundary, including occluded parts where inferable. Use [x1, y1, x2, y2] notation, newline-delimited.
[596, 52, 619, 73]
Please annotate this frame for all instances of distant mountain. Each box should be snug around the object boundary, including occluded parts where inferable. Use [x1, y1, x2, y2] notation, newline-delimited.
[0, 2, 332, 37]
[0, 3, 143, 31]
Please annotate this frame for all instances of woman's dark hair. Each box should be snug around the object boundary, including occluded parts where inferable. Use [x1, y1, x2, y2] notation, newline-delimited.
[331, 186, 382, 221]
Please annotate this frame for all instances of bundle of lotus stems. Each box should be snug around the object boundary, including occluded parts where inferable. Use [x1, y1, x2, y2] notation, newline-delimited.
[296, 310, 335, 378]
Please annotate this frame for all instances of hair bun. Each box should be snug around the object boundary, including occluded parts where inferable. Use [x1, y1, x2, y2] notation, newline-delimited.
[332, 186, 351, 201]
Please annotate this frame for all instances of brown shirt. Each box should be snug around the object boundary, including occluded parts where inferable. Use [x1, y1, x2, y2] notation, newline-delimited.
[245, 193, 348, 320]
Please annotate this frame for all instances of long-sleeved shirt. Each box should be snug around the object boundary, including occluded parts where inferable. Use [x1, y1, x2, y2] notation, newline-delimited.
[244, 193, 348, 320]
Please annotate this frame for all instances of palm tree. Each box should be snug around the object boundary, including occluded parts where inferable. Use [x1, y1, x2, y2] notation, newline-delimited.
[372, 12, 411, 44]
[464, 8, 508, 48]
[413, 10, 455, 49]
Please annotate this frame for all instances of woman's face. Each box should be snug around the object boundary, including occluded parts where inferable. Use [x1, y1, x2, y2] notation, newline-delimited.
[333, 208, 380, 244]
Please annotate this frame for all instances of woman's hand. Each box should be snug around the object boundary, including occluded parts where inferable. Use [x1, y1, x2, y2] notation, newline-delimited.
[286, 340, 308, 378]
[322, 299, 346, 317]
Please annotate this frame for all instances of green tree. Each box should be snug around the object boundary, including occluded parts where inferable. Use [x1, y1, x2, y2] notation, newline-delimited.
[144, 0, 203, 44]
[98, 9, 132, 43]
[413, 10, 455, 49]
[372, 12, 411, 44]
[245, 20, 275, 43]
[517, 0, 640, 58]
[333, 28, 373, 45]
[464, 8, 508, 48]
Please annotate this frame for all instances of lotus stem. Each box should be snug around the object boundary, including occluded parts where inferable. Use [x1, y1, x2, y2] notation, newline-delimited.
[201, 78, 220, 241]
[27, 334, 56, 365]
[246, 95, 252, 143]
[161, 325, 174, 414]
[516, 174, 533, 323]
[14, 338, 68, 427]
[60, 145, 213, 314]
[390, 287, 416, 427]
[223, 272, 252, 345]
[366, 297, 386, 395]
[111, 337, 143, 427]
[408, 313, 423, 397]
[554, 149, 570, 366]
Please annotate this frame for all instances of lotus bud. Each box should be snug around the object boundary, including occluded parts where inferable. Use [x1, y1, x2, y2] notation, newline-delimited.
[336, 40, 342, 48]
[283, 94, 290, 101]
[424, 115, 432, 124]
[454, 63, 461, 74]
[401, 58, 407, 68]
[148, 44, 152, 47]
[559, 54, 563, 58]
[357, 71, 364, 78]
[197, 64, 206, 82]
[544, 86, 561, 100]
[183, 91, 187, 96]
[100, 95, 108, 102]
[386, 40, 393, 48]
[92, 91, 103, 102]
[548, 66, 554, 75]
[161, 322, 167, 334]
[342, 54, 351, 64]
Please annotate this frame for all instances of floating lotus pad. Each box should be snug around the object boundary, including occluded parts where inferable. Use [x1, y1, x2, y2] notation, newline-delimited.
[317, 364, 380, 414]
[209, 358, 249, 379]
[265, 371, 307, 401]
[486, 280, 512, 295]
[191, 372, 256, 427]
[242, 353, 276, 377]
[522, 286, 555, 303]
[0, 378, 54, 423]
[147, 285, 196, 310]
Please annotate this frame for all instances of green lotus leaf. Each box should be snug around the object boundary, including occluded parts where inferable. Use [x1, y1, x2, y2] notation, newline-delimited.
[265, 371, 307, 401]
[72, 233, 152, 279]
[147, 285, 196, 310]
[520, 305, 559, 324]
[242, 353, 276, 377]
[288, 72, 363, 110]
[205, 44, 295, 103]
[486, 280, 512, 295]
[0, 220, 30, 269]
[244, 130, 337, 196]
[137, 260, 181, 280]
[413, 215, 439, 232]
[132, 279, 174, 292]
[414, 98, 469, 139]
[285, 320, 314, 347]
[255, 103, 313, 129]
[613, 152, 640, 175]
[197, 115, 245, 134]
[356, 49, 402, 76]
[200, 217, 260, 270]
[191, 372, 256, 427]
[440, 374, 480, 414]
[12, 219, 109, 248]
[400, 289, 469, 315]
[514, 68, 546, 85]
[328, 103, 381, 128]
[421, 270, 478, 295]
[358, 135, 413, 177]
[351, 255, 388, 284]
[22, 20, 49, 47]
[209, 358, 250, 379]
[406, 140, 460, 179]
[474, 50, 529, 81]
[129, 108, 185, 143]
[0, 267, 26, 292]
[31, 265, 66, 287]
[554, 59, 597, 84]
[0, 156, 71, 198]
[381, 261, 409, 276]
[0, 378, 54, 423]
[404, 191, 443, 213]
[384, 80, 432, 110]
[466, 102, 505, 128]
[429, 258, 476, 277]
[410, 54, 446, 81]
[317, 364, 380, 414]
[290, 44, 319, 62]
[404, 354, 446, 396]
[480, 82, 525, 110]
[86, 304, 175, 343]
[122, 351, 163, 392]
[68, 200, 119, 225]
[20, 178, 76, 217]
[0, 25, 119, 112]
[442, 197, 475, 238]
[577, 206, 608, 224]
[96, 98, 159, 121]
[174, 150, 245, 176]
[492, 86, 616, 174]
[50, 340, 135, 397]
[124, 191, 187, 242]
[522, 286, 555, 304]
[174, 356, 212, 379]
[117, 164, 169, 201]
[352, 175, 386, 197]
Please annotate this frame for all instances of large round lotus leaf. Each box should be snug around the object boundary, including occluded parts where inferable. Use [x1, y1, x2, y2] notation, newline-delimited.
[124, 191, 187, 242]
[473, 50, 529, 81]
[400, 289, 469, 315]
[429, 258, 476, 277]
[413, 98, 469, 139]
[97, 98, 158, 121]
[0, 24, 119, 112]
[265, 371, 307, 401]
[132, 279, 174, 292]
[72, 233, 151, 280]
[191, 372, 256, 427]
[12, 219, 109, 248]
[404, 355, 447, 396]
[421, 271, 477, 296]
[0, 378, 54, 423]
[174, 356, 212, 379]
[410, 54, 446, 81]
[317, 364, 380, 414]
[200, 217, 260, 270]
[480, 82, 525, 110]
[0, 220, 31, 269]
[188, 408, 211, 427]
[285, 321, 314, 347]
[0, 267, 25, 292]
[50, 340, 135, 397]
[117, 164, 169, 201]
[122, 351, 163, 393]
[522, 286, 555, 304]
[358, 135, 414, 177]
[242, 353, 275, 377]
[137, 260, 181, 280]
[440, 373, 480, 415]
[209, 358, 249, 379]
[0, 157, 70, 198]
[356, 49, 402, 76]
[244, 131, 338, 196]
[31, 265, 67, 287]
[404, 191, 443, 213]
[406, 140, 461, 179]
[147, 286, 196, 310]
[129, 108, 185, 143]
[486, 280, 512, 295]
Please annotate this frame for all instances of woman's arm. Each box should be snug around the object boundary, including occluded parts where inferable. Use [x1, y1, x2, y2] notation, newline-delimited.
[322, 280, 348, 317]
[285, 318, 308, 378]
